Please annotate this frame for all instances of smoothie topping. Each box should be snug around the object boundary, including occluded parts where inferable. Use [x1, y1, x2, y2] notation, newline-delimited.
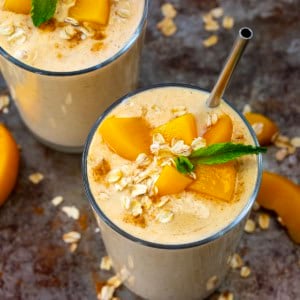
[95, 109, 266, 227]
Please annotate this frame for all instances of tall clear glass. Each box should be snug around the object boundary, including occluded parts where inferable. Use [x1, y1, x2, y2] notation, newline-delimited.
[82, 84, 263, 300]
[0, 1, 148, 153]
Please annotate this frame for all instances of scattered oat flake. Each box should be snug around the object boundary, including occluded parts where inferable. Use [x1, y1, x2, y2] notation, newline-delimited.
[206, 275, 218, 291]
[62, 206, 80, 220]
[156, 210, 174, 224]
[230, 253, 243, 269]
[258, 213, 270, 230]
[203, 35, 218, 47]
[69, 243, 78, 253]
[98, 285, 115, 300]
[107, 169, 123, 184]
[222, 16, 234, 29]
[242, 104, 252, 114]
[218, 291, 234, 300]
[100, 256, 112, 271]
[275, 148, 288, 161]
[107, 275, 122, 288]
[252, 123, 264, 135]
[240, 266, 251, 278]
[244, 219, 256, 233]
[291, 137, 300, 148]
[205, 21, 219, 32]
[157, 17, 177, 37]
[28, 172, 44, 184]
[95, 227, 101, 233]
[161, 3, 177, 19]
[51, 196, 64, 206]
[62, 231, 81, 243]
[211, 7, 224, 18]
[0, 95, 9, 110]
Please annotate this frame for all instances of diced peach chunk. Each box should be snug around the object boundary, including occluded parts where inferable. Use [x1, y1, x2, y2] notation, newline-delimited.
[257, 171, 300, 244]
[0, 124, 20, 206]
[3, 0, 31, 14]
[69, 0, 111, 25]
[155, 166, 193, 196]
[187, 163, 237, 202]
[244, 113, 278, 146]
[99, 117, 152, 161]
[203, 114, 233, 145]
[152, 113, 197, 145]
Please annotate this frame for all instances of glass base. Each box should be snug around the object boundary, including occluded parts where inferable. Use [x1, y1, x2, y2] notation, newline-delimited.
[30, 130, 83, 153]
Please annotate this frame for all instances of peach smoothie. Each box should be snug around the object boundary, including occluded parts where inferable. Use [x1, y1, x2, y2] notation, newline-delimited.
[83, 85, 262, 300]
[0, 0, 147, 152]
[87, 86, 258, 244]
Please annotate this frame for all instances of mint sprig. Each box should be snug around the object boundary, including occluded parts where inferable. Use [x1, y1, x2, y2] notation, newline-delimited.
[175, 143, 266, 174]
[31, 0, 58, 27]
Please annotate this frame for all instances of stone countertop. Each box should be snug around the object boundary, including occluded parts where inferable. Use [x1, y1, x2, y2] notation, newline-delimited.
[0, 0, 299, 299]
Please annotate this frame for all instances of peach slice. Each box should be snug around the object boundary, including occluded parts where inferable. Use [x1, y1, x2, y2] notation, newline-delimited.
[3, 0, 31, 14]
[244, 113, 278, 146]
[99, 116, 152, 161]
[257, 171, 300, 244]
[152, 113, 197, 145]
[155, 165, 193, 196]
[69, 0, 111, 25]
[204, 114, 233, 145]
[0, 124, 20, 206]
[187, 163, 237, 202]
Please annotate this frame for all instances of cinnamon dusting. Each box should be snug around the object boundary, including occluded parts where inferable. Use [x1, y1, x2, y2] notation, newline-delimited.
[123, 214, 146, 228]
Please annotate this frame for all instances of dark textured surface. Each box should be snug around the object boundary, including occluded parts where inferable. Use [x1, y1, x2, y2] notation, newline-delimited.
[0, 0, 300, 299]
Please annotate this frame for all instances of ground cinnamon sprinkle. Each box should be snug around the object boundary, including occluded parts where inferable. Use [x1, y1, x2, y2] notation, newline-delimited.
[91, 42, 104, 52]
[123, 214, 146, 228]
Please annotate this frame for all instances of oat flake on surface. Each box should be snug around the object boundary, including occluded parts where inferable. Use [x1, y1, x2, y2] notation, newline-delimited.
[203, 35, 218, 47]
[28, 172, 44, 184]
[100, 256, 113, 271]
[61, 206, 80, 220]
[157, 17, 177, 37]
[51, 196, 64, 206]
[244, 219, 256, 233]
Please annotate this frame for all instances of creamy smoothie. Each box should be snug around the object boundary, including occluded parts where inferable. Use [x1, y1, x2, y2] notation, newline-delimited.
[87, 86, 258, 244]
[84, 85, 261, 299]
[0, 0, 145, 71]
[0, 0, 147, 151]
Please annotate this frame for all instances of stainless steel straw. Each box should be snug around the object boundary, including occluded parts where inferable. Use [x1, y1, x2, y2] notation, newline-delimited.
[206, 27, 253, 108]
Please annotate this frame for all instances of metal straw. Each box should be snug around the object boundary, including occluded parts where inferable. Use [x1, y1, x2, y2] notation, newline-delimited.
[206, 27, 253, 108]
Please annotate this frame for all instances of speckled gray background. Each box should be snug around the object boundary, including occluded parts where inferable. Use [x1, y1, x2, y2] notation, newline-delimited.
[0, 0, 299, 299]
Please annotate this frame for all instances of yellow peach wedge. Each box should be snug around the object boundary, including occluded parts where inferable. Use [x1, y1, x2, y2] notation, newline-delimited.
[257, 171, 300, 244]
[155, 165, 193, 196]
[152, 113, 197, 145]
[3, 0, 31, 14]
[188, 163, 237, 202]
[203, 114, 233, 145]
[99, 116, 152, 161]
[244, 112, 278, 146]
[69, 0, 111, 25]
[0, 124, 20, 206]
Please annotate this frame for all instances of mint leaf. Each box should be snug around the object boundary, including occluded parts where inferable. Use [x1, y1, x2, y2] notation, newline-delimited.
[190, 143, 266, 165]
[175, 143, 266, 174]
[175, 157, 195, 174]
[32, 0, 58, 27]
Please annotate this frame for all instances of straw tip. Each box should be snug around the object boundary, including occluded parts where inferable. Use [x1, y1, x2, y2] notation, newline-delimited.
[239, 27, 253, 40]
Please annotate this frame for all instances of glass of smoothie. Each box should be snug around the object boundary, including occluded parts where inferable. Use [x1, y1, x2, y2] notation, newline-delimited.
[0, 0, 148, 152]
[82, 84, 263, 299]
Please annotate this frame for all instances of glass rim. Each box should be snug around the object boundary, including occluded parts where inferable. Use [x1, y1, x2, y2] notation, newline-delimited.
[82, 83, 263, 250]
[0, 0, 149, 77]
